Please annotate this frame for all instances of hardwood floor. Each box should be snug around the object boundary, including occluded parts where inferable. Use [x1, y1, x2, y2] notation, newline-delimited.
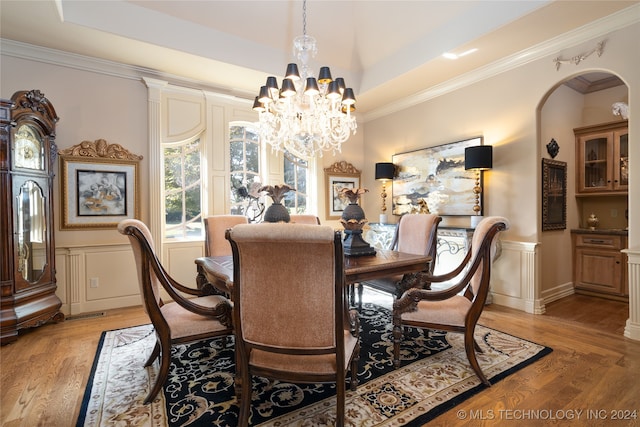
[1, 294, 638, 426]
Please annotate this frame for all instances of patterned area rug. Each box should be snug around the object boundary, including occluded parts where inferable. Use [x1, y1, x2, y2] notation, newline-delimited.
[77, 303, 551, 426]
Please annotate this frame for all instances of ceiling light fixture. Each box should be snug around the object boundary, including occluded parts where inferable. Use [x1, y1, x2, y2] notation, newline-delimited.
[252, 0, 357, 158]
[442, 48, 478, 60]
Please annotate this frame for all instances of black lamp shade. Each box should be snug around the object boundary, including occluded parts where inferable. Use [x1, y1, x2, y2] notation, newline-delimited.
[375, 162, 395, 180]
[465, 145, 493, 170]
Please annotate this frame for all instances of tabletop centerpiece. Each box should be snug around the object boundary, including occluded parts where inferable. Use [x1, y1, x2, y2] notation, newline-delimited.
[339, 187, 376, 256]
[261, 184, 295, 223]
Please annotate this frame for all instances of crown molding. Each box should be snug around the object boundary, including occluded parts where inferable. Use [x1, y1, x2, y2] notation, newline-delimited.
[0, 38, 255, 103]
[362, 3, 640, 122]
[2, 3, 638, 122]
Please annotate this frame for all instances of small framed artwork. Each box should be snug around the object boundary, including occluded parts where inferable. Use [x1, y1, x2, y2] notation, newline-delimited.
[541, 158, 567, 231]
[324, 161, 361, 220]
[59, 139, 142, 229]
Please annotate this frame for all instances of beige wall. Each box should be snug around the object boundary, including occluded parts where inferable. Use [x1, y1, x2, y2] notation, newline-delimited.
[2, 18, 639, 338]
[360, 22, 639, 332]
[2, 55, 150, 246]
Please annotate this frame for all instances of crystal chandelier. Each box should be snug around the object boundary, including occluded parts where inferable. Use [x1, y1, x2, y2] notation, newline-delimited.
[252, 0, 357, 159]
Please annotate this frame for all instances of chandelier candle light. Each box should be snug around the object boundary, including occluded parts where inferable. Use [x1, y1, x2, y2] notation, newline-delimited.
[464, 145, 492, 227]
[252, 0, 357, 159]
[375, 162, 395, 224]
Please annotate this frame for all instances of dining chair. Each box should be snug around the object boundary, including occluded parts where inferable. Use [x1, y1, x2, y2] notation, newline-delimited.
[118, 219, 233, 404]
[357, 213, 441, 305]
[289, 214, 321, 224]
[226, 223, 360, 427]
[392, 216, 509, 385]
[204, 215, 249, 256]
[196, 215, 248, 297]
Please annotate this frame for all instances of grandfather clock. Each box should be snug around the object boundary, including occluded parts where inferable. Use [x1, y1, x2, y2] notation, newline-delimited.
[1, 90, 64, 345]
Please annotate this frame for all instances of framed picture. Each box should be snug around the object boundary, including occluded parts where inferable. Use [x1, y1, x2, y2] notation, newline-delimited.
[541, 158, 567, 231]
[392, 137, 482, 216]
[60, 156, 140, 229]
[324, 161, 361, 220]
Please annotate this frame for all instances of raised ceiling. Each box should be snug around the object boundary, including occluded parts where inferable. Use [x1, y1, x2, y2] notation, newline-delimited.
[0, 1, 637, 116]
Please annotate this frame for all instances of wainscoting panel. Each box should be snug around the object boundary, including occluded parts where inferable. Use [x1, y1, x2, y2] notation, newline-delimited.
[57, 244, 141, 316]
[491, 240, 542, 314]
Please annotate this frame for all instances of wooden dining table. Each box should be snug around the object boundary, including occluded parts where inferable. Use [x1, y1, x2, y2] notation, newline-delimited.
[195, 249, 432, 305]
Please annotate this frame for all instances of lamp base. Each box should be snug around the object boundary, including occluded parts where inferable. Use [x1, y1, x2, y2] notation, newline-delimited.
[343, 229, 376, 257]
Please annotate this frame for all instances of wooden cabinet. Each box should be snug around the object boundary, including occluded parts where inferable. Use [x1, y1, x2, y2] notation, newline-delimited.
[1, 90, 64, 345]
[574, 120, 628, 195]
[572, 230, 628, 300]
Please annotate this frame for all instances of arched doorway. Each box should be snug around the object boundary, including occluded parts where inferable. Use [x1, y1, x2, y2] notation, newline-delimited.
[538, 71, 630, 334]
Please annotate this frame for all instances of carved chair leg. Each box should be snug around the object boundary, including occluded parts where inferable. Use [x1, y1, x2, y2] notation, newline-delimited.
[392, 323, 403, 369]
[357, 282, 363, 310]
[465, 331, 490, 386]
[336, 372, 346, 427]
[145, 338, 171, 404]
[144, 341, 160, 367]
[350, 342, 360, 391]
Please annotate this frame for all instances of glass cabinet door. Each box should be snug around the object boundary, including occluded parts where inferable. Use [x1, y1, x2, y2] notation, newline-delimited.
[579, 132, 610, 192]
[614, 128, 629, 190]
[15, 179, 48, 289]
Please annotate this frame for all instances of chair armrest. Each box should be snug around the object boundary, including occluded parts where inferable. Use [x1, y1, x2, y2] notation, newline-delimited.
[423, 248, 473, 283]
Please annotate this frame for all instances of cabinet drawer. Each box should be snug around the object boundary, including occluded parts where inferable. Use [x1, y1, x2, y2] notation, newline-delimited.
[575, 234, 623, 250]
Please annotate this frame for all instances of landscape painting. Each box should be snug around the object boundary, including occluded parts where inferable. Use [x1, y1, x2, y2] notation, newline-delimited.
[391, 137, 482, 216]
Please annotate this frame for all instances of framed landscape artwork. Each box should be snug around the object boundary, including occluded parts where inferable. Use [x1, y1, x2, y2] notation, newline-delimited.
[392, 137, 482, 216]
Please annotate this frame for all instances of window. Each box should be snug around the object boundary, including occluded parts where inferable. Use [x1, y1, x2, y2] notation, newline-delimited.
[229, 124, 262, 219]
[229, 124, 311, 220]
[163, 137, 203, 239]
[284, 151, 308, 214]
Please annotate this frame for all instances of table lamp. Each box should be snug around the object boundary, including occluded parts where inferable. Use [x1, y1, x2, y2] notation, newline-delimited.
[464, 145, 492, 227]
[375, 162, 395, 223]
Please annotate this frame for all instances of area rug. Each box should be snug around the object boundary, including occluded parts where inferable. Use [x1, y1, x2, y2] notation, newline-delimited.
[77, 303, 551, 426]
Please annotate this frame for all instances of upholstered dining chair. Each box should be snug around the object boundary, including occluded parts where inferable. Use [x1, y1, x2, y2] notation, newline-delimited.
[118, 219, 233, 404]
[392, 216, 509, 386]
[357, 213, 442, 304]
[195, 215, 249, 297]
[204, 215, 249, 256]
[289, 214, 321, 224]
[226, 223, 360, 427]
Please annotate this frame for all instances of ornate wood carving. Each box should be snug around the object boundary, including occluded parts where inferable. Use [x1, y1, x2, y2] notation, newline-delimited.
[59, 139, 143, 161]
[324, 160, 360, 174]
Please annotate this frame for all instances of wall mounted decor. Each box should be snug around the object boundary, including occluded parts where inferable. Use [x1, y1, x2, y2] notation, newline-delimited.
[392, 137, 482, 216]
[59, 139, 142, 229]
[541, 158, 567, 231]
[546, 138, 560, 158]
[324, 161, 361, 220]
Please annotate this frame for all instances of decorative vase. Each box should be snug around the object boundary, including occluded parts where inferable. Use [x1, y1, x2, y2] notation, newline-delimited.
[587, 213, 599, 230]
[260, 184, 295, 223]
[339, 188, 376, 256]
[264, 203, 290, 223]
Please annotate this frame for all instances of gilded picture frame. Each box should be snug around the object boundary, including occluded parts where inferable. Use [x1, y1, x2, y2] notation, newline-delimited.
[324, 161, 361, 220]
[541, 158, 567, 231]
[59, 139, 142, 229]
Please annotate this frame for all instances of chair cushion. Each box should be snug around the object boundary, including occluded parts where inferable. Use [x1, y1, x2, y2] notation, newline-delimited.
[400, 295, 472, 327]
[249, 330, 358, 375]
[161, 295, 230, 339]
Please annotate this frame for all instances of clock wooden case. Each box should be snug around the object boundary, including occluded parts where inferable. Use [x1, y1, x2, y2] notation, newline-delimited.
[1, 90, 64, 345]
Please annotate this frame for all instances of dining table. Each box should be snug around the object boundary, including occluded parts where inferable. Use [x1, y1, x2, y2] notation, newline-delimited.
[195, 249, 432, 307]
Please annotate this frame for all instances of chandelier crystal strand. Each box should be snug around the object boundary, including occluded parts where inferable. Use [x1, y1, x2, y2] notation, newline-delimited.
[253, 0, 357, 159]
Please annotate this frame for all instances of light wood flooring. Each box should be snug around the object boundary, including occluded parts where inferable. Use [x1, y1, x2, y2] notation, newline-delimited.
[1, 293, 638, 427]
